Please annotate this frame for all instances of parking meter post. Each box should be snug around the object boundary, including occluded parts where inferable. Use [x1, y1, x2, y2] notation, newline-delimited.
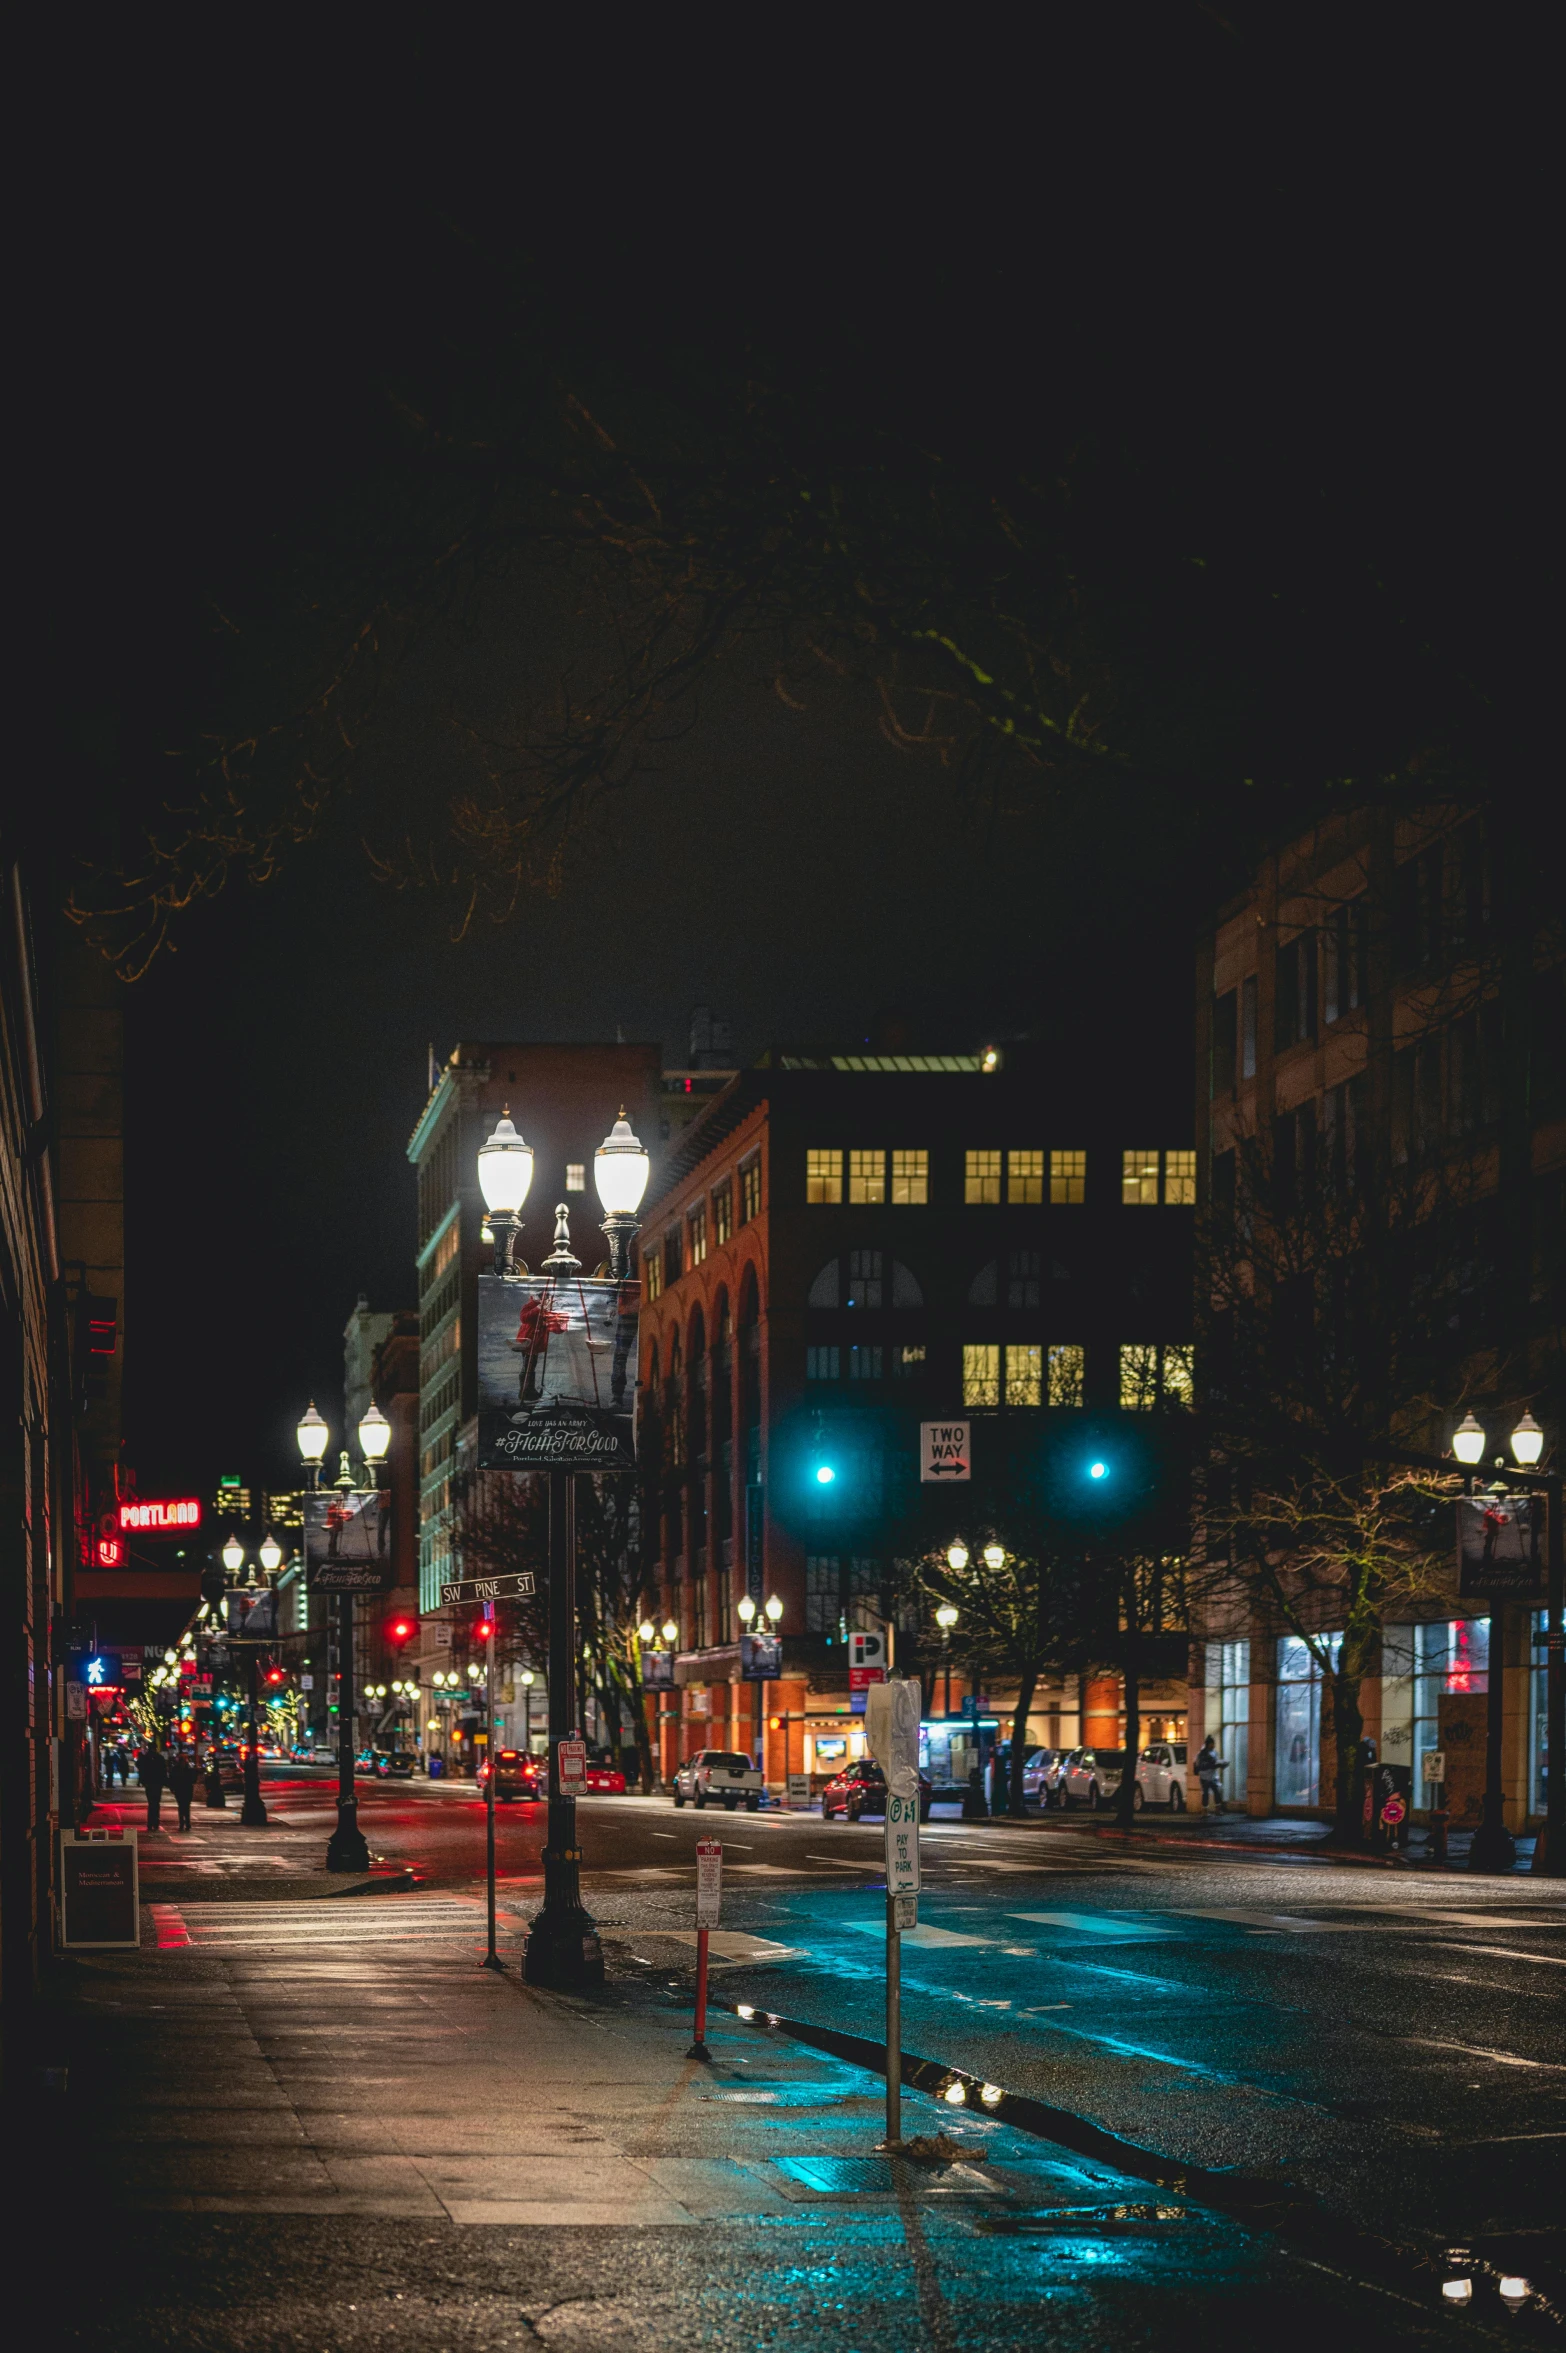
[482, 1601, 501, 1971]
[885, 1889, 902, 2150]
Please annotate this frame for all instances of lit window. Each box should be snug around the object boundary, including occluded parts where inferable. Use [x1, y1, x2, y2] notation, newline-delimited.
[806, 1346, 840, 1380]
[1004, 1344, 1042, 1405]
[1008, 1150, 1044, 1204]
[740, 1156, 762, 1223]
[965, 1150, 1001, 1205]
[894, 1342, 926, 1377]
[1050, 1150, 1086, 1204]
[565, 1163, 586, 1192]
[849, 1149, 886, 1204]
[688, 1202, 708, 1265]
[848, 1344, 883, 1380]
[1163, 1345, 1195, 1406]
[712, 1180, 733, 1247]
[1047, 1344, 1084, 1407]
[891, 1149, 928, 1204]
[1164, 1150, 1197, 1206]
[641, 1248, 663, 1303]
[962, 1344, 1001, 1406]
[807, 1149, 843, 1205]
[1123, 1151, 1161, 1206]
[1120, 1344, 1160, 1410]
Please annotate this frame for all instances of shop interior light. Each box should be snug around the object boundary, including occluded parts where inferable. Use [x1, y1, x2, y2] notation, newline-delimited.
[1451, 1412, 1487, 1466]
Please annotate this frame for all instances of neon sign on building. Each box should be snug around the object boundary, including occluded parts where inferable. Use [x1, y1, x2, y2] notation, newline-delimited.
[118, 1498, 203, 1532]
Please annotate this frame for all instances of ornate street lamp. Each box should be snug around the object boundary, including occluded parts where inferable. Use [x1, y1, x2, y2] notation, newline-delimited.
[936, 1602, 959, 1720]
[296, 1403, 329, 1486]
[478, 1111, 534, 1275]
[259, 1531, 283, 1575]
[594, 1109, 651, 1279]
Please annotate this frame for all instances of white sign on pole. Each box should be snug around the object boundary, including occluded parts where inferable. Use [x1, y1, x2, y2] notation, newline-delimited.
[893, 1890, 918, 1932]
[558, 1738, 587, 1792]
[695, 1838, 722, 1927]
[886, 1792, 921, 1895]
[920, 1421, 971, 1482]
[848, 1629, 887, 1672]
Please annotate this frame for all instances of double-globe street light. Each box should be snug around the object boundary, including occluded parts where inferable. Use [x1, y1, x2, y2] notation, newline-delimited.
[1449, 1408, 1559, 1874]
[297, 1392, 392, 1871]
[476, 1104, 651, 1986]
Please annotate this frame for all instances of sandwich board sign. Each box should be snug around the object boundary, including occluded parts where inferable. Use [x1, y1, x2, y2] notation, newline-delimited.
[920, 1422, 971, 1482]
[59, 1827, 139, 1947]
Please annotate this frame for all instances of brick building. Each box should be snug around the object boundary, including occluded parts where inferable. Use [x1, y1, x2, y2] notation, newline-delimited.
[636, 1046, 1198, 1791]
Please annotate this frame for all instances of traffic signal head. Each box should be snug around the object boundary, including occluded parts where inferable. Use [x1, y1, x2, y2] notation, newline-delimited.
[815, 1464, 835, 1486]
[265, 1667, 287, 1686]
[1088, 1460, 1109, 1481]
[473, 1619, 493, 1640]
[386, 1616, 416, 1646]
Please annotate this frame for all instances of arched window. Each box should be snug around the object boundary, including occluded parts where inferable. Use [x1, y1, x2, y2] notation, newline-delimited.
[811, 1254, 924, 1308]
[967, 1260, 997, 1307]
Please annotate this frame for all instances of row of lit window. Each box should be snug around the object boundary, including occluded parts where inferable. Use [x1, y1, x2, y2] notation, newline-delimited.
[805, 1147, 1194, 1207]
[643, 1155, 762, 1300]
[804, 1339, 1193, 1408]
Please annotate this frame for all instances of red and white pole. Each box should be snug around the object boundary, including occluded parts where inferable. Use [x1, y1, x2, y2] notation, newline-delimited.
[690, 1838, 721, 2059]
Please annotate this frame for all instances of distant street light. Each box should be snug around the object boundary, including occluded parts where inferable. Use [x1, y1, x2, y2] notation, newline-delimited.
[222, 1535, 244, 1575]
[936, 1602, 959, 1720]
[662, 1618, 678, 1645]
[259, 1532, 283, 1574]
[946, 1543, 969, 1572]
[296, 1402, 329, 1473]
[1511, 1412, 1545, 1466]
[358, 1402, 391, 1465]
[982, 1543, 1006, 1571]
[764, 1593, 784, 1626]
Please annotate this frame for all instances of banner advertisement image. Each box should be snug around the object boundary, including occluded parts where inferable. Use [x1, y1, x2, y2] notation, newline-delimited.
[477, 1272, 639, 1472]
[1457, 1491, 1543, 1598]
[305, 1488, 392, 1593]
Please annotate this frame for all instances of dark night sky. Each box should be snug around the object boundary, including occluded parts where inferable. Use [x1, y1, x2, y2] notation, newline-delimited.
[27, 12, 1548, 1501]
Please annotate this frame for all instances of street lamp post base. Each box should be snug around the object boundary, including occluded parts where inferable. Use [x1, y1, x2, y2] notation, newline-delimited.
[1468, 1816, 1518, 1873]
[326, 1806, 371, 1873]
[524, 1908, 605, 1988]
[240, 1777, 268, 1828]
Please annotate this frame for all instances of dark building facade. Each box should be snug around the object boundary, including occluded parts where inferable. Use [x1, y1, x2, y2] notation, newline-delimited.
[636, 1046, 1196, 1789]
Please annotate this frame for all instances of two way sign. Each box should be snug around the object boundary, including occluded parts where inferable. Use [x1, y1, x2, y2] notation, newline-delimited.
[920, 1421, 971, 1481]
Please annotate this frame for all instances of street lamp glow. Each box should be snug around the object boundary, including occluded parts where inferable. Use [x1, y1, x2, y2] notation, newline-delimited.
[1451, 1412, 1487, 1466]
[1498, 2279, 1531, 2311]
[520, 1669, 535, 1686]
[942, 2079, 967, 2106]
[477, 1111, 535, 1215]
[296, 1401, 329, 1464]
[432, 1671, 446, 1688]
[1510, 1411, 1544, 1466]
[946, 1543, 968, 1572]
[936, 1603, 959, 1632]
[259, 1532, 283, 1573]
[593, 1110, 651, 1216]
[638, 1619, 657, 1642]
[764, 1593, 783, 1625]
[1088, 1460, 1108, 1481]
[1440, 2279, 1472, 2306]
[222, 1535, 244, 1575]
[662, 1619, 678, 1644]
[982, 1543, 1005, 1570]
[815, 1463, 835, 1485]
[737, 1595, 756, 1625]
[358, 1401, 391, 1463]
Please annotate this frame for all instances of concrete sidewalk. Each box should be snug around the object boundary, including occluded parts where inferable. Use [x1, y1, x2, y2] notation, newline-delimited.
[15, 1893, 1442, 2350]
[86, 1790, 413, 1899]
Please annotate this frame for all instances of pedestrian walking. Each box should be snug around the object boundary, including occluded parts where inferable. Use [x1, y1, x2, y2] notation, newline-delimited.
[139, 1742, 167, 1831]
[1196, 1733, 1226, 1812]
[166, 1749, 197, 1832]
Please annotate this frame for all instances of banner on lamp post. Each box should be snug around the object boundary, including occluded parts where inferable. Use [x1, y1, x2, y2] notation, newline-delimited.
[477, 1273, 639, 1471]
[305, 1490, 392, 1593]
[1457, 1492, 1543, 1598]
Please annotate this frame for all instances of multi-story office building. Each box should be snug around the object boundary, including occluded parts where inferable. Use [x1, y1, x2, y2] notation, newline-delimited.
[1193, 801, 1564, 1825]
[406, 1041, 666, 1621]
[637, 1046, 1197, 1789]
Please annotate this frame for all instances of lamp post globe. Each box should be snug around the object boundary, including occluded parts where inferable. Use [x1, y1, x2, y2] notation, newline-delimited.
[358, 1401, 391, 1468]
[258, 1532, 283, 1574]
[936, 1603, 959, 1720]
[297, 1402, 329, 1486]
[764, 1593, 783, 1625]
[947, 1543, 969, 1572]
[1511, 1411, 1545, 1466]
[594, 1109, 651, 1279]
[1452, 1412, 1487, 1466]
[737, 1595, 756, 1626]
[477, 1111, 534, 1275]
[222, 1535, 245, 1576]
[982, 1542, 1006, 1570]
[662, 1619, 678, 1645]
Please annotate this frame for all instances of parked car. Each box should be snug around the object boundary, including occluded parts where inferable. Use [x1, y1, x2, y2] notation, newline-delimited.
[672, 1750, 764, 1811]
[307, 1744, 337, 1766]
[366, 1748, 415, 1779]
[820, 1759, 934, 1822]
[204, 1745, 245, 1791]
[478, 1748, 542, 1800]
[584, 1760, 626, 1793]
[1058, 1743, 1188, 1810]
[1022, 1748, 1068, 1807]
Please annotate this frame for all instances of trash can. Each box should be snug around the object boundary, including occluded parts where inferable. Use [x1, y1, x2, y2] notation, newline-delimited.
[428, 1755, 444, 1779]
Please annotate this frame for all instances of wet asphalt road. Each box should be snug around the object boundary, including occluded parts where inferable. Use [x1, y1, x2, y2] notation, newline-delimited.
[261, 1767, 1566, 2286]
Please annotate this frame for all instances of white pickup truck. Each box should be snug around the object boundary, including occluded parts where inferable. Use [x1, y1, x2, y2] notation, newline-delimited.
[672, 1749, 764, 1812]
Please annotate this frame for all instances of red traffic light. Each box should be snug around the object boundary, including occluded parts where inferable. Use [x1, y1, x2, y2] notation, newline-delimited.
[265, 1667, 287, 1686]
[473, 1619, 493, 1640]
[386, 1617, 417, 1645]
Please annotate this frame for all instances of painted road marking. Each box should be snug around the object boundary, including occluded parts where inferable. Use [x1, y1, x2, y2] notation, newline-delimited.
[844, 1922, 993, 1949]
[1006, 1911, 1172, 1939]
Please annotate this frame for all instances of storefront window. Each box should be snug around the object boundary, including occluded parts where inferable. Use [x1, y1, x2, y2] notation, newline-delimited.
[1274, 1633, 1340, 1807]
[1205, 1638, 1250, 1803]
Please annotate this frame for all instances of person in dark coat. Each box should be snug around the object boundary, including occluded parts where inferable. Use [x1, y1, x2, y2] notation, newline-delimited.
[139, 1743, 167, 1831]
[165, 1750, 197, 1832]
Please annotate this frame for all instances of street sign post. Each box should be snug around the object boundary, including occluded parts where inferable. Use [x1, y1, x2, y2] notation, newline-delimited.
[920, 1421, 971, 1482]
[691, 1839, 722, 2059]
[866, 1678, 922, 2150]
[557, 1738, 587, 1794]
[439, 1570, 537, 1609]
